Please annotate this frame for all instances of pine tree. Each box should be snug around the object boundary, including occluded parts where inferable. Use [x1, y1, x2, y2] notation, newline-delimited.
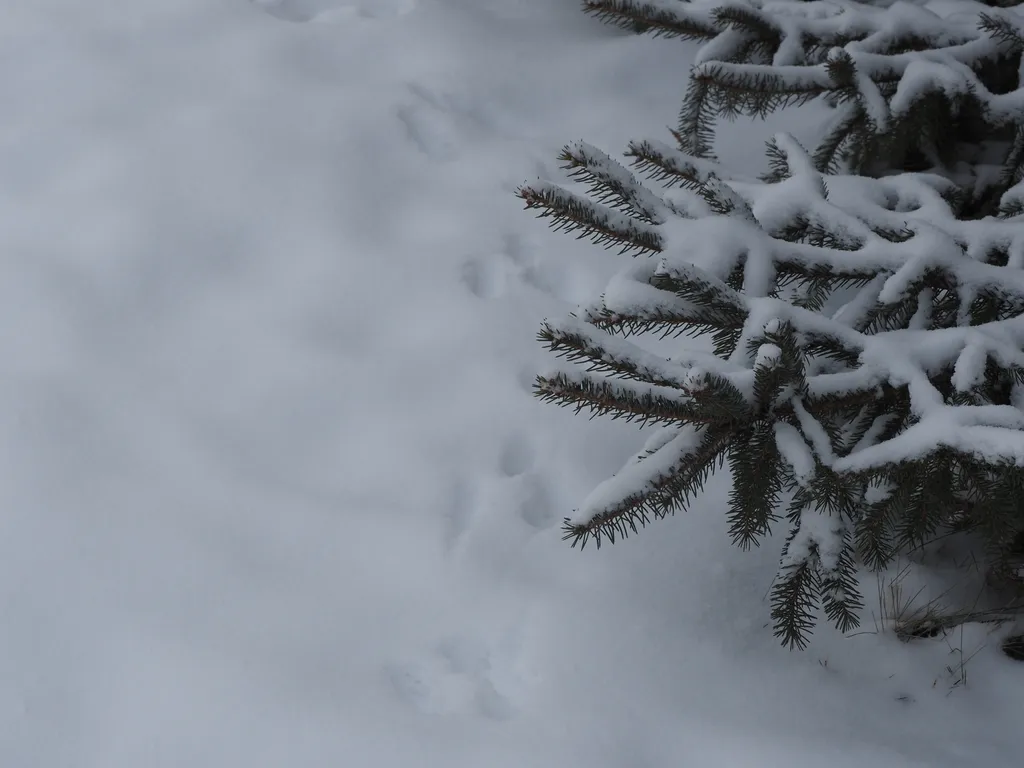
[583, 0, 1024, 219]
[518, 134, 1024, 648]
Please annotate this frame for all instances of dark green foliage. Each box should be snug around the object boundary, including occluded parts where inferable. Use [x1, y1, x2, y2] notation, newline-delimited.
[518, 135, 1024, 647]
[513, 0, 1024, 650]
[1003, 634, 1024, 661]
[772, 554, 821, 650]
[583, 0, 1024, 218]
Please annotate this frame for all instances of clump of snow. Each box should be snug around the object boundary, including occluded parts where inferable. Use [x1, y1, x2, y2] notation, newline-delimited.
[852, 63, 891, 132]
[775, 422, 816, 484]
[951, 337, 989, 393]
[756, 341, 784, 370]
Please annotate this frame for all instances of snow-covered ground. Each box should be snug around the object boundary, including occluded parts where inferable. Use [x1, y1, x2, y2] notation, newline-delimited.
[0, 0, 1020, 764]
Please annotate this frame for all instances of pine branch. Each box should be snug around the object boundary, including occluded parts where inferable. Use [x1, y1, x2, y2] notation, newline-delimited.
[892, 451, 961, 551]
[965, 460, 1024, 578]
[585, 301, 717, 338]
[522, 33, 1024, 643]
[819, 530, 864, 634]
[771, 541, 820, 650]
[577, 0, 1024, 212]
[538, 319, 691, 389]
[835, 399, 895, 455]
[582, 0, 719, 40]
[653, 263, 748, 319]
[870, 224, 915, 244]
[534, 370, 697, 427]
[625, 139, 723, 191]
[812, 105, 864, 175]
[801, 332, 863, 367]
[563, 426, 732, 549]
[559, 141, 668, 224]
[702, 174, 756, 218]
[761, 134, 803, 183]
[650, 265, 750, 354]
[577, 262, 750, 354]
[1001, 198, 1024, 219]
[711, 6, 782, 60]
[727, 421, 784, 548]
[999, 125, 1024, 195]
[681, 369, 755, 426]
[748, 322, 807, 412]
[856, 499, 899, 571]
[676, 74, 718, 159]
[784, 274, 832, 312]
[692, 62, 833, 119]
[978, 12, 1024, 51]
[517, 181, 663, 255]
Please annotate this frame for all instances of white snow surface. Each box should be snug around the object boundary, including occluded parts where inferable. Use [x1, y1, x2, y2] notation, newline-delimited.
[0, 0, 1021, 765]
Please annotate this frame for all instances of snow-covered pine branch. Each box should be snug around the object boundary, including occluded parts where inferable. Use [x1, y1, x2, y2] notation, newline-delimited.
[522, 129, 1024, 648]
[589, 0, 1024, 216]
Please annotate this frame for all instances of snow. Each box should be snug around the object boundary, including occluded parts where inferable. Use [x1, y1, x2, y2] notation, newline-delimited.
[775, 421, 816, 484]
[780, 502, 839, 571]
[598, 259, 690, 317]
[889, 59, 971, 120]
[951, 336, 989, 392]
[755, 341, 784, 370]
[835, 421, 1024, 471]
[0, 0, 1022, 766]
[853, 64, 891, 132]
[794, 398, 838, 466]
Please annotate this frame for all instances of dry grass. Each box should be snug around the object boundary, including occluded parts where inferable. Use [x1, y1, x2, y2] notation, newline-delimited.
[849, 559, 1024, 691]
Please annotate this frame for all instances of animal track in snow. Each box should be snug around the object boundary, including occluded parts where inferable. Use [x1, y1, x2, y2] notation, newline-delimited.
[386, 634, 517, 719]
[497, 433, 533, 478]
[396, 104, 458, 161]
[250, 0, 416, 22]
[498, 436, 554, 530]
[444, 470, 555, 562]
[511, 473, 556, 531]
[460, 256, 505, 300]
[505, 232, 566, 300]
[515, 366, 540, 395]
[520, 258, 578, 302]
[396, 84, 490, 162]
[461, 232, 586, 304]
[442, 479, 477, 552]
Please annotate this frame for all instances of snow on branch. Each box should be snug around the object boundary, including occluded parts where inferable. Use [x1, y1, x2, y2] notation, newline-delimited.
[582, 0, 718, 40]
[559, 141, 672, 225]
[645, 0, 1024, 213]
[517, 180, 664, 255]
[524, 123, 1024, 647]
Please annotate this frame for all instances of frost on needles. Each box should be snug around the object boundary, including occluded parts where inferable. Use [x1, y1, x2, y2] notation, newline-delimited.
[517, 135, 1024, 649]
[584, 0, 1024, 218]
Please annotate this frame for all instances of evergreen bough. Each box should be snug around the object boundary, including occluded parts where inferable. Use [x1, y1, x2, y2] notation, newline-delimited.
[518, 134, 1024, 648]
[584, 0, 1024, 218]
